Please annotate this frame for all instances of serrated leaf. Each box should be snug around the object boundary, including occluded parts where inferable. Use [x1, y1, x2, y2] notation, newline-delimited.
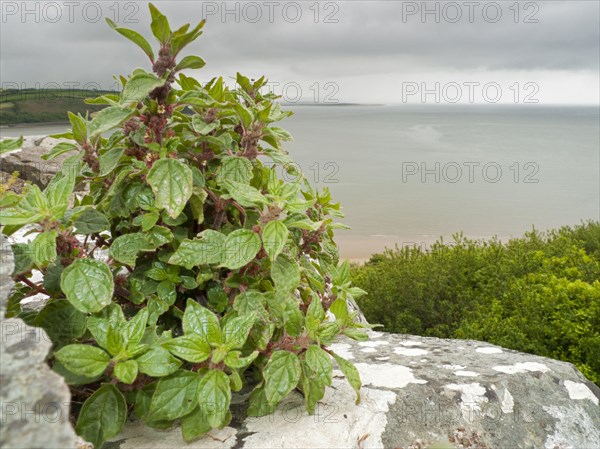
[106, 18, 154, 60]
[149, 3, 171, 43]
[271, 254, 300, 292]
[136, 346, 182, 377]
[304, 345, 333, 386]
[223, 313, 256, 351]
[217, 156, 253, 184]
[182, 406, 212, 442]
[223, 180, 267, 208]
[114, 360, 138, 384]
[99, 147, 125, 176]
[74, 208, 109, 234]
[163, 335, 211, 363]
[221, 229, 261, 270]
[192, 115, 218, 135]
[122, 72, 166, 104]
[30, 230, 57, 267]
[41, 141, 78, 161]
[182, 299, 222, 344]
[147, 158, 193, 219]
[224, 350, 259, 370]
[109, 233, 149, 266]
[262, 220, 288, 261]
[76, 384, 126, 449]
[55, 344, 110, 378]
[176, 55, 206, 71]
[331, 352, 361, 404]
[263, 350, 301, 406]
[148, 370, 200, 421]
[169, 230, 225, 268]
[197, 369, 231, 428]
[89, 106, 132, 137]
[60, 259, 113, 313]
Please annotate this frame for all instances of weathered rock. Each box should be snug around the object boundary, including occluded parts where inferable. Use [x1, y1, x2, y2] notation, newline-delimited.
[0, 235, 80, 449]
[107, 332, 600, 449]
[0, 135, 77, 188]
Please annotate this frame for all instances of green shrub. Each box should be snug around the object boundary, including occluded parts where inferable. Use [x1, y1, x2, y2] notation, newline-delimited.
[0, 5, 370, 447]
[352, 222, 600, 385]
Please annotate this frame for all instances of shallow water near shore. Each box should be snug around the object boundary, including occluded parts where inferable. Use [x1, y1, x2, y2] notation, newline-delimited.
[2, 104, 598, 260]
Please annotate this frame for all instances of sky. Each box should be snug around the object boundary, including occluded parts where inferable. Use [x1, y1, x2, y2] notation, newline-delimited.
[1, 0, 599, 104]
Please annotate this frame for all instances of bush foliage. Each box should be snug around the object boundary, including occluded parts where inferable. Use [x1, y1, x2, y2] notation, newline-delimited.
[0, 5, 370, 447]
[351, 221, 600, 385]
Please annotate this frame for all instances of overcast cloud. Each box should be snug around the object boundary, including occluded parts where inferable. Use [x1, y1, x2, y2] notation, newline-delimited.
[1, 0, 599, 104]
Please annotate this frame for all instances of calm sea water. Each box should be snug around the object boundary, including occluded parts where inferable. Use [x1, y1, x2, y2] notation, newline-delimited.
[2, 105, 599, 259]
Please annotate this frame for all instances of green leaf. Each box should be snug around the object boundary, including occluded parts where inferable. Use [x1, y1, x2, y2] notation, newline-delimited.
[331, 352, 361, 404]
[109, 233, 149, 266]
[196, 369, 231, 428]
[114, 360, 139, 384]
[68, 112, 87, 144]
[45, 175, 75, 217]
[99, 147, 125, 176]
[163, 335, 211, 363]
[263, 350, 301, 406]
[182, 406, 212, 442]
[89, 106, 132, 137]
[149, 3, 171, 43]
[106, 18, 154, 61]
[105, 324, 126, 356]
[122, 72, 166, 104]
[329, 298, 348, 322]
[141, 212, 159, 231]
[221, 229, 261, 270]
[41, 141, 78, 161]
[304, 345, 333, 386]
[262, 220, 288, 261]
[182, 299, 221, 344]
[136, 346, 182, 377]
[149, 370, 200, 421]
[74, 208, 109, 234]
[35, 300, 86, 346]
[176, 55, 206, 71]
[192, 115, 218, 135]
[247, 386, 276, 417]
[30, 230, 57, 267]
[217, 156, 253, 185]
[301, 372, 326, 415]
[76, 384, 127, 449]
[0, 136, 23, 155]
[123, 308, 149, 349]
[169, 230, 226, 268]
[147, 158, 193, 219]
[343, 328, 369, 342]
[223, 313, 256, 351]
[60, 259, 114, 313]
[271, 254, 300, 292]
[224, 350, 259, 370]
[55, 344, 110, 378]
[0, 184, 47, 226]
[223, 180, 267, 208]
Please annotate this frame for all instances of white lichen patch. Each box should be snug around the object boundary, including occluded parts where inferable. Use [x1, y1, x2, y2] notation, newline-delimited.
[543, 405, 600, 449]
[358, 340, 390, 348]
[563, 380, 599, 405]
[445, 383, 488, 421]
[442, 364, 467, 371]
[361, 347, 377, 353]
[490, 384, 514, 414]
[454, 370, 479, 377]
[399, 340, 424, 347]
[493, 362, 550, 374]
[243, 379, 396, 449]
[353, 363, 427, 389]
[476, 347, 503, 354]
[393, 347, 428, 356]
[329, 342, 354, 360]
[375, 356, 389, 361]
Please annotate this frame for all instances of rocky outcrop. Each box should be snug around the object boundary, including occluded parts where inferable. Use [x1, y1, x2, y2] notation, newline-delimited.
[0, 234, 80, 449]
[106, 333, 600, 449]
[0, 135, 77, 188]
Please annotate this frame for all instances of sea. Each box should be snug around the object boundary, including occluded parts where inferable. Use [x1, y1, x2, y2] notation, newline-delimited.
[2, 104, 599, 260]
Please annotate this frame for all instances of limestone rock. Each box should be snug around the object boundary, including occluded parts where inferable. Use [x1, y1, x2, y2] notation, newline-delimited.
[107, 332, 600, 449]
[0, 135, 77, 188]
[0, 234, 80, 449]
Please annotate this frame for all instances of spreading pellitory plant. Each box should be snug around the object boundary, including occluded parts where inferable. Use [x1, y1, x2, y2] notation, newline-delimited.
[0, 4, 373, 447]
